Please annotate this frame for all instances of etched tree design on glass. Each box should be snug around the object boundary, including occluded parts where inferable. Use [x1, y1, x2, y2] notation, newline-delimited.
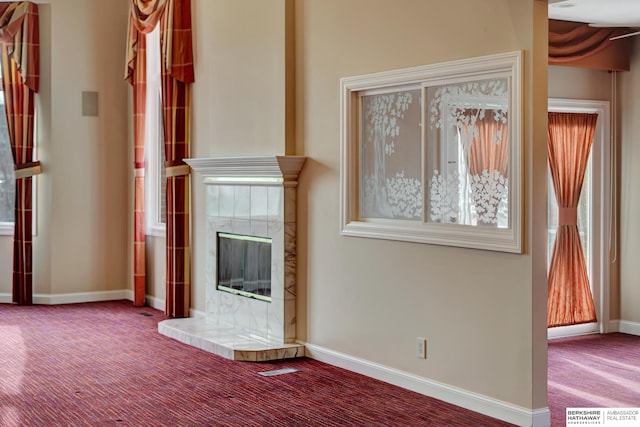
[360, 89, 422, 220]
[426, 78, 509, 227]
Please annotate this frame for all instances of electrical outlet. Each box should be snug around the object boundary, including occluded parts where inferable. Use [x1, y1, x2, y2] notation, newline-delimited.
[416, 337, 427, 359]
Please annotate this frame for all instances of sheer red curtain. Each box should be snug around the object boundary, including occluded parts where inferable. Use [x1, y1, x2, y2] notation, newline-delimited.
[547, 112, 598, 327]
[126, 0, 194, 317]
[0, 2, 39, 305]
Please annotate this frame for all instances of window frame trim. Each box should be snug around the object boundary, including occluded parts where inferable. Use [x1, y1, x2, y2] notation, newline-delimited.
[339, 50, 523, 253]
[144, 24, 166, 238]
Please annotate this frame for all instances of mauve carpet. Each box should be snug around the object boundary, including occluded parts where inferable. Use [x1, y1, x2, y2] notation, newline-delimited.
[547, 332, 640, 427]
[0, 300, 514, 427]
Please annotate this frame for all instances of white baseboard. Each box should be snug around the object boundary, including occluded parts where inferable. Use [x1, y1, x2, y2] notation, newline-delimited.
[0, 290, 131, 305]
[33, 290, 131, 305]
[617, 320, 640, 335]
[145, 295, 165, 311]
[303, 343, 550, 427]
[144, 295, 205, 318]
[1, 291, 205, 319]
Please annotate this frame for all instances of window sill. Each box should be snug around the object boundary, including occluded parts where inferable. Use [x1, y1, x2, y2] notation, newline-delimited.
[146, 223, 166, 238]
[0, 222, 14, 236]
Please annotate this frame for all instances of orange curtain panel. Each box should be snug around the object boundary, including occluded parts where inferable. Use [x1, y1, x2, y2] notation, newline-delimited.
[0, 2, 40, 305]
[547, 112, 598, 328]
[126, 0, 194, 316]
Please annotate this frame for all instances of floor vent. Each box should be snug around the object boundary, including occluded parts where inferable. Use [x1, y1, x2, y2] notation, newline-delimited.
[258, 368, 299, 377]
[138, 312, 154, 317]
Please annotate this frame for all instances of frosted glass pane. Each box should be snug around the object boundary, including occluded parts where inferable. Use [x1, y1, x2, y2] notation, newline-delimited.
[425, 78, 509, 228]
[360, 89, 422, 220]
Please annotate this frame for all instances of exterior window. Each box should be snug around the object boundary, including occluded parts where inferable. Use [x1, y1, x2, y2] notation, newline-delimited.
[0, 85, 13, 234]
[145, 25, 166, 236]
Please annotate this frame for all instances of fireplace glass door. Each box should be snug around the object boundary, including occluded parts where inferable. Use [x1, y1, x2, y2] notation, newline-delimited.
[217, 232, 272, 302]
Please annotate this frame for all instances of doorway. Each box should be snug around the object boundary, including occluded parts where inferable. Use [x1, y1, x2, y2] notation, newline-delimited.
[547, 98, 611, 339]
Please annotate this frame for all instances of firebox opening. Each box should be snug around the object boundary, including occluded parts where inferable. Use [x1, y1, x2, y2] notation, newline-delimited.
[216, 232, 272, 302]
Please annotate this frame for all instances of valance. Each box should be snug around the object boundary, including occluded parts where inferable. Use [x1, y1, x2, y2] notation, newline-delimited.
[0, 2, 39, 92]
[549, 19, 631, 71]
[125, 0, 194, 85]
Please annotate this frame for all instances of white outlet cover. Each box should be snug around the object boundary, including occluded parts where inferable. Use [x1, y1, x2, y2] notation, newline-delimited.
[416, 337, 426, 359]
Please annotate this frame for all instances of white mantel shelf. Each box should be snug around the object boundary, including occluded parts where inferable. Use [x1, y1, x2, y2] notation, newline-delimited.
[184, 156, 307, 184]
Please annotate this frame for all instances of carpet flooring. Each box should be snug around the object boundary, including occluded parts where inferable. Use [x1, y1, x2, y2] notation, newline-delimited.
[0, 300, 514, 427]
[547, 332, 640, 427]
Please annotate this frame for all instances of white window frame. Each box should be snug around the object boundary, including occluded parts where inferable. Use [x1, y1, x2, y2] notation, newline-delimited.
[547, 98, 611, 339]
[340, 51, 523, 253]
[145, 25, 166, 238]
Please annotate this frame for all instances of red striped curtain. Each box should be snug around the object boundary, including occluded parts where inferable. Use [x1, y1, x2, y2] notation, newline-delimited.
[160, 0, 193, 318]
[126, 0, 194, 317]
[125, 32, 148, 307]
[547, 112, 598, 328]
[0, 2, 39, 305]
[126, 0, 160, 307]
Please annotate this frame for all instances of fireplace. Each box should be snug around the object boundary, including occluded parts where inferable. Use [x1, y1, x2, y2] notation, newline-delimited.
[158, 156, 306, 361]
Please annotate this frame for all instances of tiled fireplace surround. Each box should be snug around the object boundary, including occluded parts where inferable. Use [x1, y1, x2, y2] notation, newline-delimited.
[158, 156, 306, 362]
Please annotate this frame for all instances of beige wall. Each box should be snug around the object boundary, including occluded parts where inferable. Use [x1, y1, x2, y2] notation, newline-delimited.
[0, 0, 635, 418]
[620, 42, 640, 323]
[0, 0, 130, 298]
[549, 65, 615, 99]
[0, 0, 562, 416]
[145, 0, 292, 312]
[167, 0, 549, 412]
[294, 0, 548, 410]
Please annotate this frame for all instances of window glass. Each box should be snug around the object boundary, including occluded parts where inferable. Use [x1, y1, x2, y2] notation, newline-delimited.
[425, 78, 509, 228]
[360, 88, 422, 220]
[146, 25, 166, 234]
[0, 72, 15, 224]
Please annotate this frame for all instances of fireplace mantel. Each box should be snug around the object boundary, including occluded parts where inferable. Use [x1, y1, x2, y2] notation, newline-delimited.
[184, 156, 306, 184]
[160, 155, 307, 362]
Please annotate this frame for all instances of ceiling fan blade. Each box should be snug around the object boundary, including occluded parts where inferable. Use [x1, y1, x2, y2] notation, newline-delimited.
[610, 30, 640, 40]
